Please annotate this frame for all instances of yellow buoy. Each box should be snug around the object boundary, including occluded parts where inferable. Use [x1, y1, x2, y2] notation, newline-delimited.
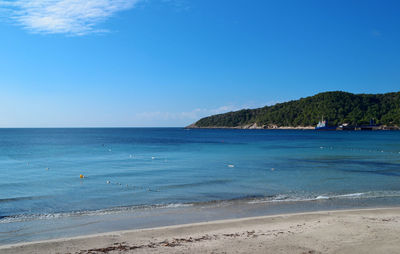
[80, 174, 84, 179]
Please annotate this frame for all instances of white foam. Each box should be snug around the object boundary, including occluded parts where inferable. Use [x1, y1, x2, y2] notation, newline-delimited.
[247, 190, 400, 205]
[335, 193, 364, 198]
[0, 202, 196, 224]
[162, 203, 193, 209]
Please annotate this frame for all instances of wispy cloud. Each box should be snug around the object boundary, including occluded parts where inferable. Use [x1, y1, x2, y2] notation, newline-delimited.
[371, 29, 382, 37]
[135, 103, 271, 124]
[0, 0, 140, 35]
[161, 0, 190, 12]
[135, 106, 240, 122]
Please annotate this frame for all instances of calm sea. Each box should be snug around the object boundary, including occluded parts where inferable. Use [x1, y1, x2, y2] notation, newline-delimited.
[1, 128, 400, 244]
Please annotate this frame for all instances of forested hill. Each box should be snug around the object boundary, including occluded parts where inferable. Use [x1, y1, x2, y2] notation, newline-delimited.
[188, 91, 400, 128]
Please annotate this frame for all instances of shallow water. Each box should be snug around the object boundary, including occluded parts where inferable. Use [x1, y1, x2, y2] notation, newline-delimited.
[1, 128, 400, 244]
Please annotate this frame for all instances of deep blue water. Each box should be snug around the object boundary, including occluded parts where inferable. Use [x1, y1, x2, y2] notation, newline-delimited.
[1, 128, 400, 243]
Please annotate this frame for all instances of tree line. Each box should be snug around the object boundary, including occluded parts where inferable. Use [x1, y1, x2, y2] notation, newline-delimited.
[193, 91, 400, 127]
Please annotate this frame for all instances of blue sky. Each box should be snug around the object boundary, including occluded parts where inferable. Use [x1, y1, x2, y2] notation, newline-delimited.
[0, 0, 399, 127]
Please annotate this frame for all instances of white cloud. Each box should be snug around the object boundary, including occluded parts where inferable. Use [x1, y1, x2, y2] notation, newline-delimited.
[133, 100, 281, 126]
[135, 106, 239, 122]
[371, 29, 382, 37]
[133, 103, 275, 125]
[161, 0, 190, 12]
[0, 0, 140, 35]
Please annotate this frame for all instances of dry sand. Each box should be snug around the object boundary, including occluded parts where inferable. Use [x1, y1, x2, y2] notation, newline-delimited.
[1, 207, 400, 254]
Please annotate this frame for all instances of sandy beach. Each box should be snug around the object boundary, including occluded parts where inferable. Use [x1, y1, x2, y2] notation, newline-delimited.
[1, 207, 400, 254]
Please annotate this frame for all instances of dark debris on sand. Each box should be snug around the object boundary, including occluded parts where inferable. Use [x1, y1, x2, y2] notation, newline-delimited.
[76, 230, 271, 253]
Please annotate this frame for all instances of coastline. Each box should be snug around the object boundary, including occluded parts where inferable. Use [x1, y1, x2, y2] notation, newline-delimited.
[185, 123, 315, 130]
[186, 124, 399, 130]
[2, 207, 400, 254]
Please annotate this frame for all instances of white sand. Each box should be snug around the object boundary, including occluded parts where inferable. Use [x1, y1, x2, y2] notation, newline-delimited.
[1, 207, 400, 254]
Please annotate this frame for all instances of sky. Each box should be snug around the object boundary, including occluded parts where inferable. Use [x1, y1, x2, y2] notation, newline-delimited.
[0, 0, 399, 127]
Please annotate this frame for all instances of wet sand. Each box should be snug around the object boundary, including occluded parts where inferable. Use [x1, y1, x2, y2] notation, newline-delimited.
[1, 207, 400, 254]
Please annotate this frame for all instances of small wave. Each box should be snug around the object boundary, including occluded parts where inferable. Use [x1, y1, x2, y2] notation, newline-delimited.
[0, 195, 50, 203]
[3, 191, 400, 224]
[159, 179, 232, 190]
[163, 203, 193, 208]
[314, 193, 364, 200]
[248, 191, 400, 204]
[0, 203, 193, 224]
[335, 192, 364, 198]
[247, 195, 315, 204]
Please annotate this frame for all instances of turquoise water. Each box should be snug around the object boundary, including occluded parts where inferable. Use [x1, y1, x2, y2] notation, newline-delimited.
[1, 128, 400, 243]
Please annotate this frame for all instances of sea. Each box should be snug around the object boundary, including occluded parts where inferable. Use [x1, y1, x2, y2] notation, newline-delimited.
[1, 128, 400, 244]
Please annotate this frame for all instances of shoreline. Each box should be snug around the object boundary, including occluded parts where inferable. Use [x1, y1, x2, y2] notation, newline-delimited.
[186, 125, 400, 130]
[2, 207, 400, 253]
[4, 190, 400, 246]
[185, 124, 315, 129]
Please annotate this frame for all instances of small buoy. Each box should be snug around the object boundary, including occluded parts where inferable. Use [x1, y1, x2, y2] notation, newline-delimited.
[46, 167, 49, 170]
[152, 156, 156, 160]
[271, 168, 275, 171]
[80, 174, 84, 179]
[106, 180, 110, 184]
